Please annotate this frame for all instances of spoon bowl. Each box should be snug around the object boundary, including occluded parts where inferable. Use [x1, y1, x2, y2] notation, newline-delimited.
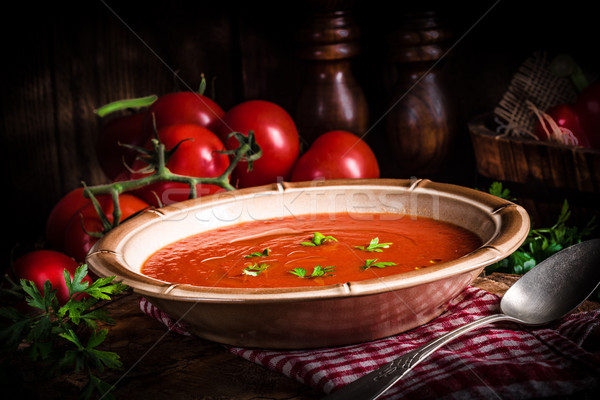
[500, 238, 600, 325]
[323, 238, 600, 400]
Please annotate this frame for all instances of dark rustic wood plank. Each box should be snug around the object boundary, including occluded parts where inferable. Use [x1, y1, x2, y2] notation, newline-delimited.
[233, 3, 304, 112]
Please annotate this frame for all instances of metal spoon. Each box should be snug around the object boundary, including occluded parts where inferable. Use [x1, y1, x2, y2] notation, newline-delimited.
[322, 238, 600, 400]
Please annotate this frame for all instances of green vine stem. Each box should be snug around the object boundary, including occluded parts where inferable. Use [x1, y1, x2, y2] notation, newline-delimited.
[94, 95, 158, 118]
[198, 73, 207, 96]
[81, 131, 261, 231]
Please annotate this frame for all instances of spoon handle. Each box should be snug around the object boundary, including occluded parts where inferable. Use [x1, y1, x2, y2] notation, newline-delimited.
[321, 313, 515, 400]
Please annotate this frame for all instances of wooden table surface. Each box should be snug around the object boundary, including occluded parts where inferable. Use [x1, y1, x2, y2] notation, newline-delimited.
[10, 273, 600, 399]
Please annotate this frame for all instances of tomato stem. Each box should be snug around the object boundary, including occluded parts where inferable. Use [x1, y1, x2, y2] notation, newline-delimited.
[81, 132, 257, 227]
[198, 74, 207, 96]
[94, 95, 158, 118]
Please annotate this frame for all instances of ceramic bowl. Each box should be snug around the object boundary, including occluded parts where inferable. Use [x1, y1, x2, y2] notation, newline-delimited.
[87, 178, 529, 349]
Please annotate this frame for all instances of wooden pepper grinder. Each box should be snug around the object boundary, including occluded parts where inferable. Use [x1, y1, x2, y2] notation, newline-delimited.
[384, 10, 456, 177]
[295, 5, 369, 145]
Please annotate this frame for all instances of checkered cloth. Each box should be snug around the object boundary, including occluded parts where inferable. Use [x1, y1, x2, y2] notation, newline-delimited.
[139, 287, 600, 399]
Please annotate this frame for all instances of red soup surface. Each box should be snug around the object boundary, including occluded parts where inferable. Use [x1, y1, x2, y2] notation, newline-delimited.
[141, 212, 482, 288]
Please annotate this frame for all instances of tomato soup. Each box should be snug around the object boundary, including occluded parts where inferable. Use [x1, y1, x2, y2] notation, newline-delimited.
[141, 212, 482, 288]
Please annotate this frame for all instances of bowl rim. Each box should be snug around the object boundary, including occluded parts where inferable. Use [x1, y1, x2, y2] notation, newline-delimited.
[86, 178, 530, 303]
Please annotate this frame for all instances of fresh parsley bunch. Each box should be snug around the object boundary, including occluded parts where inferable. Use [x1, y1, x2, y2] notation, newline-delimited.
[484, 182, 598, 300]
[0, 264, 128, 399]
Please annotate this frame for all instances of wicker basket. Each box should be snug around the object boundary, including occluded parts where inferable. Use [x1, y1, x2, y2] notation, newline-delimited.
[468, 113, 600, 227]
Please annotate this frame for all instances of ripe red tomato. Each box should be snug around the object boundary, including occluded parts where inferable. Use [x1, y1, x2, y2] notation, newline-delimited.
[574, 82, 600, 149]
[216, 100, 300, 188]
[130, 123, 230, 206]
[45, 187, 91, 251]
[96, 112, 146, 180]
[290, 130, 380, 181]
[142, 91, 226, 138]
[533, 104, 590, 147]
[12, 250, 92, 305]
[63, 194, 150, 262]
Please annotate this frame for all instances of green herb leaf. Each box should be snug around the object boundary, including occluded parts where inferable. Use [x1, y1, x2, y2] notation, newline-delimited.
[487, 181, 514, 200]
[84, 275, 128, 300]
[311, 265, 335, 277]
[301, 232, 338, 246]
[59, 328, 122, 376]
[0, 264, 127, 399]
[21, 279, 55, 311]
[288, 266, 335, 278]
[243, 263, 270, 276]
[355, 237, 392, 252]
[82, 373, 117, 400]
[289, 268, 307, 278]
[0, 310, 31, 352]
[485, 191, 598, 278]
[244, 248, 270, 258]
[59, 328, 84, 348]
[66, 264, 91, 297]
[361, 259, 397, 270]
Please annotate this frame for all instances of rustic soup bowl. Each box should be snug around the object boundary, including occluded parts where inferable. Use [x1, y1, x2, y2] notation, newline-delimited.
[87, 178, 529, 349]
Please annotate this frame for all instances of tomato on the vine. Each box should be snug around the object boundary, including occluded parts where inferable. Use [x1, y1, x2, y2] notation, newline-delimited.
[142, 91, 226, 138]
[290, 130, 380, 181]
[574, 82, 600, 149]
[63, 194, 150, 263]
[533, 82, 600, 149]
[130, 123, 230, 207]
[45, 187, 92, 251]
[96, 112, 146, 180]
[12, 250, 92, 305]
[215, 100, 300, 188]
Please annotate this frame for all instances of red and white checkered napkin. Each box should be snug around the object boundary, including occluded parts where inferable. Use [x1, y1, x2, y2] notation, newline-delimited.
[140, 287, 600, 399]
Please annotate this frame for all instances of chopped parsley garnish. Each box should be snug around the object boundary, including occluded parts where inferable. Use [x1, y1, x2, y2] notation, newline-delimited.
[242, 263, 270, 276]
[301, 232, 338, 246]
[244, 248, 270, 258]
[289, 265, 335, 278]
[360, 259, 397, 270]
[355, 237, 392, 252]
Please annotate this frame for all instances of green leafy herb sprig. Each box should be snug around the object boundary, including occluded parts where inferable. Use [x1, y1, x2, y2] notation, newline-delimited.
[355, 237, 392, 252]
[0, 264, 128, 399]
[360, 259, 397, 271]
[289, 266, 335, 278]
[243, 263, 270, 276]
[301, 232, 337, 247]
[484, 183, 598, 288]
[244, 248, 270, 258]
[487, 181, 515, 201]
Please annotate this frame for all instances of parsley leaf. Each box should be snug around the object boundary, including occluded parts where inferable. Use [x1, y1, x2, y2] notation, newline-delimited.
[484, 184, 598, 280]
[243, 263, 270, 276]
[487, 181, 514, 200]
[355, 237, 392, 252]
[360, 259, 397, 270]
[244, 248, 270, 258]
[22, 279, 56, 311]
[289, 268, 307, 278]
[0, 264, 128, 400]
[301, 232, 338, 246]
[289, 266, 335, 278]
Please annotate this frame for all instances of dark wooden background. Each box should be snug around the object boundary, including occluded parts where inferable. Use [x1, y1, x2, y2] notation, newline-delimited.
[1, 0, 599, 267]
